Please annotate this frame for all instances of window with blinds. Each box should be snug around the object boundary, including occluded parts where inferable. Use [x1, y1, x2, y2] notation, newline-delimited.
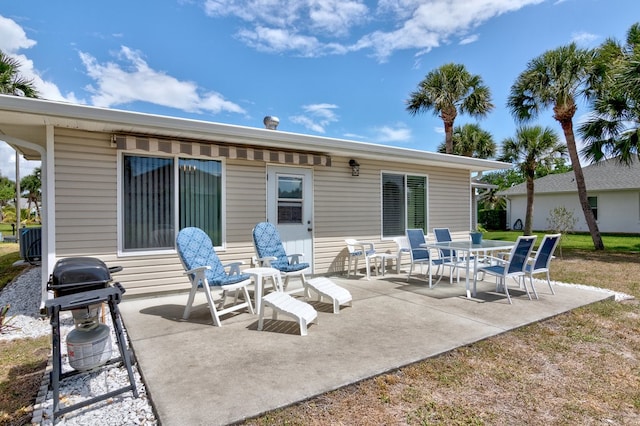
[588, 196, 598, 221]
[122, 154, 223, 251]
[382, 173, 427, 238]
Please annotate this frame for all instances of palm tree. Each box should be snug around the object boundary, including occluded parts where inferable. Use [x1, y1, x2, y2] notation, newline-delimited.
[20, 168, 41, 222]
[0, 50, 39, 97]
[579, 23, 640, 164]
[499, 126, 566, 235]
[407, 63, 494, 154]
[436, 123, 496, 158]
[508, 43, 604, 250]
[0, 176, 15, 223]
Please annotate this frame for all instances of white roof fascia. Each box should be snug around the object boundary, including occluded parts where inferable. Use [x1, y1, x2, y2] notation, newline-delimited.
[0, 95, 510, 173]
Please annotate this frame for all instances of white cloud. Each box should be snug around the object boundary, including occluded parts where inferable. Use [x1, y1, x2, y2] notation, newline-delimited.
[0, 142, 40, 182]
[205, 0, 368, 37]
[570, 31, 599, 46]
[290, 103, 339, 133]
[79, 46, 245, 114]
[460, 34, 479, 45]
[204, 0, 544, 61]
[0, 15, 79, 102]
[236, 26, 347, 57]
[0, 14, 244, 114]
[0, 15, 36, 53]
[373, 124, 412, 143]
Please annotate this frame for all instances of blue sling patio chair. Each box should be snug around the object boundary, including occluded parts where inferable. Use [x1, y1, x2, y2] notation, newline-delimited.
[406, 228, 446, 288]
[252, 222, 310, 293]
[473, 235, 537, 304]
[525, 233, 562, 299]
[176, 227, 254, 327]
[433, 227, 469, 283]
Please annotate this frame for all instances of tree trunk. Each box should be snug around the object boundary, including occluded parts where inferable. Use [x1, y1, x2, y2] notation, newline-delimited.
[444, 120, 454, 154]
[524, 176, 535, 236]
[559, 119, 605, 250]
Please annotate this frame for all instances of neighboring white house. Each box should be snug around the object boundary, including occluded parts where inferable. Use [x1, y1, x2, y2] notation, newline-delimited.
[499, 157, 640, 234]
[0, 95, 510, 301]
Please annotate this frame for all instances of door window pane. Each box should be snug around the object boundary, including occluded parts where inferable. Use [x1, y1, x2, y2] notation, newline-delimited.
[278, 175, 303, 224]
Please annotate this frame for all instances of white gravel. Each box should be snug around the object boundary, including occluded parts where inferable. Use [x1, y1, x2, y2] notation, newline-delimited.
[0, 267, 157, 425]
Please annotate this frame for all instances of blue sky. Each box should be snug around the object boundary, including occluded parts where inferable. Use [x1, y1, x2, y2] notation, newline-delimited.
[1, 0, 638, 180]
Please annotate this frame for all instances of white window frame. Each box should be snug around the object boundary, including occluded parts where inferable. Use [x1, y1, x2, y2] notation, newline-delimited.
[588, 195, 598, 222]
[117, 151, 226, 257]
[380, 171, 429, 239]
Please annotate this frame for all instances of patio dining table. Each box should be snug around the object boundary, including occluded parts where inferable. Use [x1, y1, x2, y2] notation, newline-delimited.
[421, 239, 516, 299]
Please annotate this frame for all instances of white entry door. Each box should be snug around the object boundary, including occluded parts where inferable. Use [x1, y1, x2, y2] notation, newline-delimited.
[267, 166, 313, 273]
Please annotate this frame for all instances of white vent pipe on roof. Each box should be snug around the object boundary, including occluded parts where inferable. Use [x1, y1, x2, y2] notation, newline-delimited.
[263, 116, 279, 130]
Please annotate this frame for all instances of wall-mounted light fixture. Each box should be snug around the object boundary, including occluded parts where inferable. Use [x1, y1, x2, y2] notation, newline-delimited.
[349, 159, 360, 176]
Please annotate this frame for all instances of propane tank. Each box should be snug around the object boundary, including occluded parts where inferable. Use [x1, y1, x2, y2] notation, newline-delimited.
[66, 323, 112, 371]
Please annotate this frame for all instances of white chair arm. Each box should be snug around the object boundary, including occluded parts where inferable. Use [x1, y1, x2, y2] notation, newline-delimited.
[183, 265, 211, 286]
[354, 240, 375, 253]
[222, 261, 245, 275]
[287, 254, 304, 264]
[481, 255, 507, 266]
[254, 256, 277, 267]
[183, 265, 211, 276]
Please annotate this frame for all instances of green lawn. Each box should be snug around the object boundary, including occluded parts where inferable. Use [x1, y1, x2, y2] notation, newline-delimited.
[0, 223, 18, 240]
[485, 230, 640, 252]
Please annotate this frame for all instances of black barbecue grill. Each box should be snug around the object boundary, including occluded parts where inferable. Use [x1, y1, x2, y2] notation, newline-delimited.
[48, 257, 122, 297]
[45, 257, 137, 421]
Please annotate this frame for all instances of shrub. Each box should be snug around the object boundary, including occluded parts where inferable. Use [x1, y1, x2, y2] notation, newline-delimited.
[478, 209, 506, 230]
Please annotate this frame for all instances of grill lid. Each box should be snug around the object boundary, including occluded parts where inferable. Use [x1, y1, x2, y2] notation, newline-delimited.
[50, 257, 112, 288]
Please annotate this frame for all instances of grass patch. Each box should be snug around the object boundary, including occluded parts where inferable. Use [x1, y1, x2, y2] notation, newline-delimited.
[0, 336, 50, 426]
[484, 230, 640, 252]
[0, 244, 25, 292]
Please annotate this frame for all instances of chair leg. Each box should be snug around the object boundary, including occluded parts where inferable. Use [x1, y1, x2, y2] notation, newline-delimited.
[528, 275, 539, 300]
[520, 276, 532, 300]
[501, 278, 512, 304]
[217, 290, 228, 310]
[547, 271, 555, 295]
[242, 286, 255, 314]
[365, 256, 371, 280]
[298, 318, 308, 336]
[204, 286, 223, 327]
[183, 284, 199, 320]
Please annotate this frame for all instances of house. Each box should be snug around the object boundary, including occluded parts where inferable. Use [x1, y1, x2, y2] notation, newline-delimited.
[499, 157, 640, 234]
[0, 95, 510, 301]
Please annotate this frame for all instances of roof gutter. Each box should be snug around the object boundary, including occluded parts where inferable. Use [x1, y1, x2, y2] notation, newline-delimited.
[0, 95, 511, 172]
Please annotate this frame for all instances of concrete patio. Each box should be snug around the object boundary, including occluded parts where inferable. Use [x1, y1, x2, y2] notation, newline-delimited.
[118, 271, 613, 425]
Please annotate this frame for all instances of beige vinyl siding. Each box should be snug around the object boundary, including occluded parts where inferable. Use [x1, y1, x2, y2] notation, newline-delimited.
[428, 166, 472, 239]
[52, 129, 269, 296]
[51, 130, 475, 296]
[311, 156, 471, 275]
[55, 129, 118, 254]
